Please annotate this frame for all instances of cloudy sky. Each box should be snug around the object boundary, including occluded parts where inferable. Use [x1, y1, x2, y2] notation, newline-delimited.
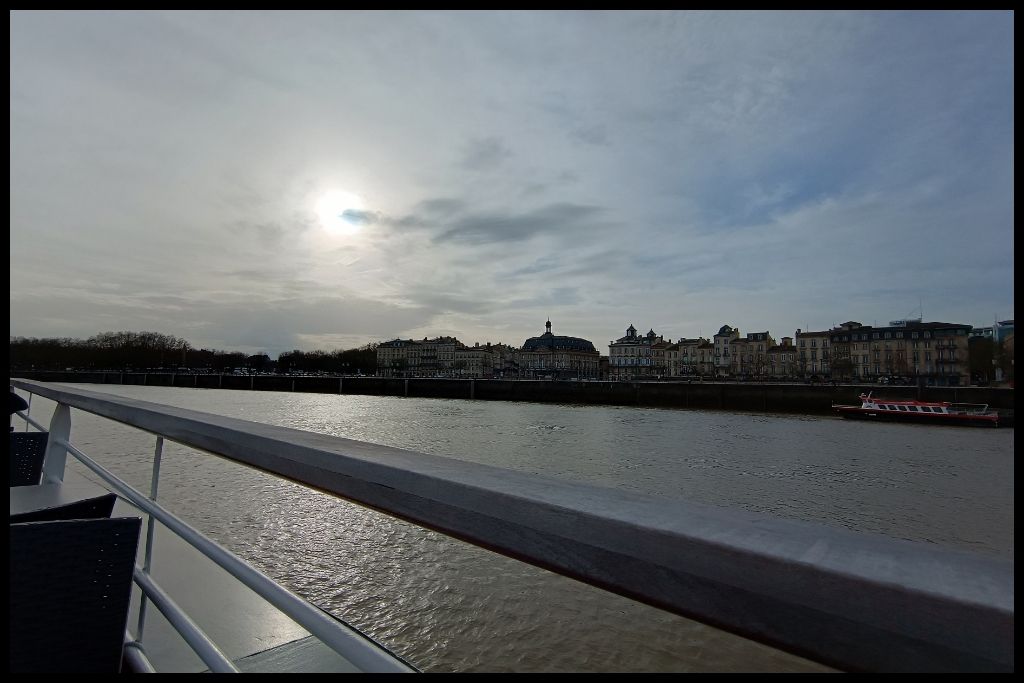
[10, 10, 1014, 356]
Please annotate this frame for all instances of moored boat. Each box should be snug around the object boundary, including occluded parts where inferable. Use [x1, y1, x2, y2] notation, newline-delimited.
[833, 392, 999, 427]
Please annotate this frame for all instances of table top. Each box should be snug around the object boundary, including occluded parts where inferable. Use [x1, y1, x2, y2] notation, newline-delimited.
[10, 469, 115, 517]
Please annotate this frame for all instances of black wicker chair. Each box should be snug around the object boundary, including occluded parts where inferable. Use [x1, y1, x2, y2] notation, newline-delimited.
[9, 517, 142, 673]
[9, 432, 48, 487]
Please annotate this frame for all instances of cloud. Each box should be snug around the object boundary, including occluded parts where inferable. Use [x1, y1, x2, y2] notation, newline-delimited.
[435, 203, 607, 245]
[10, 288, 434, 356]
[461, 137, 512, 171]
[340, 209, 381, 226]
[570, 124, 609, 147]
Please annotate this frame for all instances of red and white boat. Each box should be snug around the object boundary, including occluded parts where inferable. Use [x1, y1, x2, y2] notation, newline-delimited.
[833, 392, 1000, 427]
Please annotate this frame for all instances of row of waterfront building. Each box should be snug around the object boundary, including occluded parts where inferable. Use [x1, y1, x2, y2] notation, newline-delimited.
[377, 318, 1013, 387]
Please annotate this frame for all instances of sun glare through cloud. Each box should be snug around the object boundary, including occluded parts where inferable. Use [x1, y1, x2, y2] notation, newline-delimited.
[315, 189, 367, 236]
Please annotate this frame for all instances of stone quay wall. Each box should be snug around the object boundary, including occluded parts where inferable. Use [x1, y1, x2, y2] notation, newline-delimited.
[10, 371, 1014, 417]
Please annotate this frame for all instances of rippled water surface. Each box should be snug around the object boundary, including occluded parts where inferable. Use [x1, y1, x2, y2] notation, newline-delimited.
[20, 385, 1014, 672]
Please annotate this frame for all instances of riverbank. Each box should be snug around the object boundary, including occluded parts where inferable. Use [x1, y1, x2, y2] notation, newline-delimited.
[10, 371, 1014, 422]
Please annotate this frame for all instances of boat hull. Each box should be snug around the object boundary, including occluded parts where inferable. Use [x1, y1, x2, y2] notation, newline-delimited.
[833, 406, 999, 427]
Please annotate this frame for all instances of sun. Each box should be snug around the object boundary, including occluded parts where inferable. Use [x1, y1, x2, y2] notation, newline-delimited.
[315, 189, 366, 235]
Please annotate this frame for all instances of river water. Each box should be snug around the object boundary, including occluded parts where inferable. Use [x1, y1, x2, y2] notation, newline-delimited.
[20, 384, 1014, 672]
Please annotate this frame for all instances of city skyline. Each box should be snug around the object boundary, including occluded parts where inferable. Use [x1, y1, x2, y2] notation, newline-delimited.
[8, 314, 1009, 360]
[10, 11, 1014, 357]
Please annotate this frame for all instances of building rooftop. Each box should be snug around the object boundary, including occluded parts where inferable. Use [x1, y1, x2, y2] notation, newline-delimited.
[523, 320, 598, 353]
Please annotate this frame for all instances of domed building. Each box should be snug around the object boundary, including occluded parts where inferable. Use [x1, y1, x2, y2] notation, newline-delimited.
[608, 324, 670, 380]
[520, 320, 599, 379]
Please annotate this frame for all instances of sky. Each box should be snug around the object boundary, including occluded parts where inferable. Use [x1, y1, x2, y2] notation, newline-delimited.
[10, 10, 1015, 357]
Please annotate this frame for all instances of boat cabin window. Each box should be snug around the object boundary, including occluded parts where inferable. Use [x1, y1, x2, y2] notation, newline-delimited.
[898, 405, 908, 411]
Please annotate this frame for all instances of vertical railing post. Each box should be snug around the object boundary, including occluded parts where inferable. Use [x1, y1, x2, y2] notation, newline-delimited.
[24, 393, 33, 431]
[136, 436, 164, 641]
[42, 403, 72, 483]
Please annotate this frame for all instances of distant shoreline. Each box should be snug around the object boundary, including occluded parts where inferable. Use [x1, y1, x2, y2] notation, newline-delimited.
[11, 371, 1014, 423]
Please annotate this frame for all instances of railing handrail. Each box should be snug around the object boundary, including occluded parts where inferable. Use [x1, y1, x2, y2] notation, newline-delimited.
[9, 378, 1014, 673]
[59, 437, 413, 672]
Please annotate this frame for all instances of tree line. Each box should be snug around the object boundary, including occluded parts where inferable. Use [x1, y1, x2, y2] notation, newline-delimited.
[276, 347, 378, 374]
[9, 331, 378, 375]
[968, 336, 1015, 385]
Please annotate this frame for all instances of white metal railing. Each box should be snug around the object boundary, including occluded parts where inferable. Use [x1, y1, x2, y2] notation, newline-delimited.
[10, 385, 415, 673]
[9, 379, 1014, 673]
